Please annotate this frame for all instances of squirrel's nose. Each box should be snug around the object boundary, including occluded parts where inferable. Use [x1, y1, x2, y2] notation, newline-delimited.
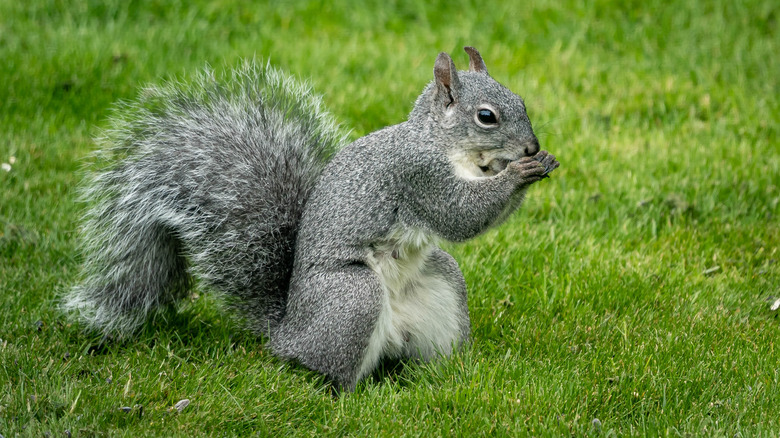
[525, 137, 540, 156]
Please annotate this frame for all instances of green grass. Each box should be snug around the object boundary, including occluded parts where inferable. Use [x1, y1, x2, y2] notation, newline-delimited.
[1, 0, 779, 435]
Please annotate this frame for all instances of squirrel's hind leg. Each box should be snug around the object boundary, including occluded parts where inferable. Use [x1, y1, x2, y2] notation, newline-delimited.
[426, 248, 471, 345]
[396, 248, 471, 360]
[270, 264, 386, 391]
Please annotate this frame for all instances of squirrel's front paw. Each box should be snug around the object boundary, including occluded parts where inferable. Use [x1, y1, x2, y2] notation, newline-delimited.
[507, 156, 547, 186]
[531, 150, 559, 178]
[508, 151, 559, 186]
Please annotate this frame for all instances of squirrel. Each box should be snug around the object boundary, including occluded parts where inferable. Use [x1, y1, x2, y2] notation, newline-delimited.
[63, 47, 559, 391]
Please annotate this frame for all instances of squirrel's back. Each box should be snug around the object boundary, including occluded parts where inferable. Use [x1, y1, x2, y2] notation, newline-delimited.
[64, 61, 346, 336]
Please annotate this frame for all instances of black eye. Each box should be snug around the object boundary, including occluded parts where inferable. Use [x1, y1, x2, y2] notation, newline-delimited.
[477, 109, 498, 125]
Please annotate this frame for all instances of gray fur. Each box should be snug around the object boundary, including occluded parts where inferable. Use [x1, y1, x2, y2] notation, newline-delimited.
[64, 48, 559, 391]
[64, 61, 345, 336]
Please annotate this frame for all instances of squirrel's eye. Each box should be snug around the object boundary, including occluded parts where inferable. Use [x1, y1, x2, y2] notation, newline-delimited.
[477, 108, 498, 125]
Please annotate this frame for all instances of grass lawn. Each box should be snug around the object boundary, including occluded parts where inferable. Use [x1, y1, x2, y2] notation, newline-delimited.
[1, 0, 779, 435]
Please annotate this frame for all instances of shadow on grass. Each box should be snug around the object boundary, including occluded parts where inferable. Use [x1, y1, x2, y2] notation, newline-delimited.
[65, 298, 244, 356]
[64, 297, 421, 396]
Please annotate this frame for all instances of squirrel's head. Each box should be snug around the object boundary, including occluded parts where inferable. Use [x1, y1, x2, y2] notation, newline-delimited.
[411, 47, 540, 179]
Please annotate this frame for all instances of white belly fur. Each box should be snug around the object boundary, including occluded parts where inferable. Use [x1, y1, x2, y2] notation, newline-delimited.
[357, 227, 463, 381]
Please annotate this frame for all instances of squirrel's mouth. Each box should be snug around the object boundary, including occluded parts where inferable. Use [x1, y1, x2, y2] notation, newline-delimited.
[449, 151, 517, 179]
[478, 158, 511, 176]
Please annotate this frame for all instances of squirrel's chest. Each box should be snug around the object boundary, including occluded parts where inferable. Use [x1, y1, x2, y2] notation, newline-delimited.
[363, 227, 463, 361]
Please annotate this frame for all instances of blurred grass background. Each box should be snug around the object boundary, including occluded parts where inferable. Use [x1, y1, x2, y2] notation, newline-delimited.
[1, 0, 778, 436]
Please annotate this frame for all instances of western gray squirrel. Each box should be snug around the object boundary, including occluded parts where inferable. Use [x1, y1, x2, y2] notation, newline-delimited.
[64, 47, 559, 391]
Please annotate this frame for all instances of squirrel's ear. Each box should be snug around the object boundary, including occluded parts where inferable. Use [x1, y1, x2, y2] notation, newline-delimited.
[434, 52, 460, 106]
[464, 46, 489, 75]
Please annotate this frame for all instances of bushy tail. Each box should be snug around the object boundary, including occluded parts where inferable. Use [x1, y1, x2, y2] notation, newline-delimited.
[63, 61, 347, 337]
